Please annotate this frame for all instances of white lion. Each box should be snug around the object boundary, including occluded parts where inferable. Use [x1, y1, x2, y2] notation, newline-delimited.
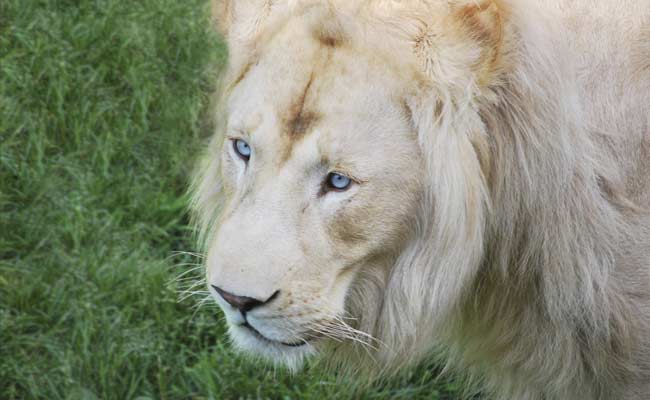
[191, 1, 650, 398]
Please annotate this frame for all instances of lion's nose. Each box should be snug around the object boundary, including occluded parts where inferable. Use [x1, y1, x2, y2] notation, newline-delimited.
[211, 285, 279, 313]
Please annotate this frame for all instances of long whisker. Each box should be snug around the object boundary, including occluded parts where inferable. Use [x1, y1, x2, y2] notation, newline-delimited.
[315, 310, 385, 351]
[318, 326, 379, 359]
[308, 318, 377, 351]
[173, 276, 205, 285]
[165, 252, 205, 264]
[178, 283, 208, 293]
[170, 263, 204, 271]
[331, 314, 380, 342]
[169, 250, 205, 259]
[188, 294, 222, 323]
[168, 266, 205, 285]
[305, 324, 347, 343]
[321, 322, 374, 345]
[172, 275, 206, 286]
[192, 296, 218, 310]
[178, 288, 210, 303]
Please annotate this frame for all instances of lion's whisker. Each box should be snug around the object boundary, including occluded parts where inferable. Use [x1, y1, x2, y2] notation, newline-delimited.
[178, 289, 211, 303]
[308, 319, 378, 351]
[170, 264, 204, 273]
[168, 267, 205, 286]
[177, 280, 207, 294]
[170, 250, 205, 258]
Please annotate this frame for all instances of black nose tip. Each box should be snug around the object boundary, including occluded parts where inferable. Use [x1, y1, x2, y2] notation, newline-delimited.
[211, 285, 279, 313]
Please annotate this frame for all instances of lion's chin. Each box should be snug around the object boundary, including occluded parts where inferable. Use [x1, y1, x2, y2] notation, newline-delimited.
[227, 324, 317, 372]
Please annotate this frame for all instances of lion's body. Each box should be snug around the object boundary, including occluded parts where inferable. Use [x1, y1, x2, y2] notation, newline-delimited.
[440, 2, 650, 398]
[194, 1, 650, 399]
[551, 0, 650, 206]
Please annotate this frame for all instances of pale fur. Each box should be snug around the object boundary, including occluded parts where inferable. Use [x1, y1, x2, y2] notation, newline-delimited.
[191, 1, 650, 399]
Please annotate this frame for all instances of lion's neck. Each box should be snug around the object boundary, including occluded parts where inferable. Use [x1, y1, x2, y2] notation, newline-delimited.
[444, 13, 636, 396]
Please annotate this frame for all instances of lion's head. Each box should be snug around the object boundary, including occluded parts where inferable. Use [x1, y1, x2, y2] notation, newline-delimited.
[192, 0, 516, 372]
[189, 1, 650, 398]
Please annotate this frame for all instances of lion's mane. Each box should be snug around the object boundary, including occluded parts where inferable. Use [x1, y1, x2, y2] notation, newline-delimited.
[193, 1, 650, 398]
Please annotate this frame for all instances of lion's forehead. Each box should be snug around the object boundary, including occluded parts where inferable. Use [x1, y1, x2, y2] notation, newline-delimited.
[227, 29, 412, 171]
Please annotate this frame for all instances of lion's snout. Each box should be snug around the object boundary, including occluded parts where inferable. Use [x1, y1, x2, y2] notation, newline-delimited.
[211, 285, 280, 314]
[210, 285, 310, 346]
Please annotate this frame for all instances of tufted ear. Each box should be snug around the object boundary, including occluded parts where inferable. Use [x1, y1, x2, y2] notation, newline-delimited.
[392, 1, 505, 329]
[455, 0, 504, 47]
[454, 0, 507, 85]
[210, 0, 283, 69]
[409, 0, 508, 92]
[210, 0, 272, 37]
[210, 0, 231, 37]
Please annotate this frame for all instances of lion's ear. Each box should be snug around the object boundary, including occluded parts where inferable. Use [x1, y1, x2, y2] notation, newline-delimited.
[210, 0, 232, 38]
[455, 1, 504, 46]
[454, 0, 507, 84]
[210, 1, 281, 66]
[410, 0, 508, 89]
[402, 4, 503, 307]
[211, 0, 273, 38]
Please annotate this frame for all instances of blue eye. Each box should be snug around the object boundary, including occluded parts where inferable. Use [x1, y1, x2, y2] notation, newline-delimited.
[233, 139, 251, 160]
[326, 172, 352, 191]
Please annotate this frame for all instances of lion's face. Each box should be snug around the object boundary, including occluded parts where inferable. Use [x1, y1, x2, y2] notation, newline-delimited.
[196, 0, 507, 371]
[206, 21, 424, 366]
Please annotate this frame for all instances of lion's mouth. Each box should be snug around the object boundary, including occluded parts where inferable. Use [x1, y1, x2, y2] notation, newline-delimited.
[240, 321, 308, 347]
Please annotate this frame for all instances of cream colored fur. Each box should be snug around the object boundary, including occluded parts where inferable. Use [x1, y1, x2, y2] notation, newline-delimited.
[191, 1, 650, 399]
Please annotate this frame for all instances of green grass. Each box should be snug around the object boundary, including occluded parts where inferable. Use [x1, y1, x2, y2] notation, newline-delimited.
[0, 1, 460, 398]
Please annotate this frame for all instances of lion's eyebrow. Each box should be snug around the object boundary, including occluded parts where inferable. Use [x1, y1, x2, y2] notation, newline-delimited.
[329, 164, 367, 184]
[225, 124, 246, 136]
[226, 109, 264, 137]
